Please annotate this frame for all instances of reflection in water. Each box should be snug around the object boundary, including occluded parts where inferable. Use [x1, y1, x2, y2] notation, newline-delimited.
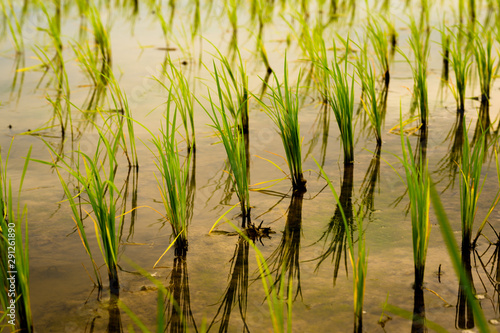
[268, 190, 305, 300]
[165, 250, 198, 333]
[119, 166, 139, 242]
[411, 283, 427, 333]
[107, 295, 123, 333]
[360, 145, 381, 216]
[456, 243, 475, 329]
[208, 236, 249, 332]
[315, 164, 354, 284]
[435, 112, 464, 190]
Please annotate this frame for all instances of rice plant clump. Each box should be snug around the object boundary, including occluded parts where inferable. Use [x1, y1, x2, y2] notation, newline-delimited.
[448, 28, 471, 113]
[356, 47, 383, 146]
[403, 18, 430, 127]
[0, 143, 33, 332]
[400, 119, 431, 288]
[205, 65, 250, 225]
[37, 117, 127, 296]
[473, 27, 497, 104]
[459, 120, 486, 246]
[257, 59, 307, 192]
[151, 102, 192, 255]
[323, 40, 356, 164]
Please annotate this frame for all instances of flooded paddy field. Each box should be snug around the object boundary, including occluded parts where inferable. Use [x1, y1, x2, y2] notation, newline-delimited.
[1, 0, 500, 332]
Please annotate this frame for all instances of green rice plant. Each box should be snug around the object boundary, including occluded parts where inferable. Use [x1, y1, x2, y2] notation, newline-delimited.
[399, 115, 431, 288]
[87, 2, 112, 67]
[401, 18, 430, 127]
[366, 17, 390, 86]
[36, 115, 128, 296]
[473, 27, 497, 104]
[106, 72, 139, 168]
[429, 182, 490, 332]
[0, 0, 24, 54]
[460, 120, 484, 245]
[0, 142, 33, 332]
[356, 52, 383, 146]
[255, 58, 307, 191]
[149, 97, 192, 255]
[158, 58, 196, 151]
[288, 13, 328, 101]
[448, 28, 472, 113]
[322, 40, 355, 164]
[459, 119, 499, 248]
[204, 65, 250, 225]
[209, 47, 249, 134]
[72, 41, 110, 111]
[316, 159, 367, 333]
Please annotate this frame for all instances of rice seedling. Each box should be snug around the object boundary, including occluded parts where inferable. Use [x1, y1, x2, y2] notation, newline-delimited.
[72, 41, 110, 112]
[429, 182, 490, 332]
[459, 119, 499, 248]
[158, 58, 196, 151]
[289, 13, 328, 101]
[316, 160, 367, 333]
[356, 49, 383, 146]
[204, 64, 250, 226]
[36, 115, 129, 296]
[472, 27, 497, 104]
[322, 40, 355, 164]
[448, 27, 472, 113]
[107, 72, 139, 168]
[401, 18, 430, 127]
[150, 98, 192, 256]
[399, 116, 431, 288]
[255, 58, 307, 191]
[459, 121, 485, 247]
[0, 142, 33, 332]
[0, 0, 24, 54]
[366, 17, 390, 87]
[209, 47, 249, 135]
[88, 2, 112, 67]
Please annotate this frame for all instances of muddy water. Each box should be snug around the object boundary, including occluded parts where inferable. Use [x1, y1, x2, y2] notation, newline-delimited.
[1, 0, 500, 332]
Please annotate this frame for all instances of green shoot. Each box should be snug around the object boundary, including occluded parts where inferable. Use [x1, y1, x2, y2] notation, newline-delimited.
[322, 39, 355, 164]
[150, 94, 192, 255]
[255, 58, 306, 191]
[399, 114, 431, 288]
[0, 142, 33, 332]
[204, 64, 250, 225]
[401, 18, 430, 127]
[448, 27, 472, 113]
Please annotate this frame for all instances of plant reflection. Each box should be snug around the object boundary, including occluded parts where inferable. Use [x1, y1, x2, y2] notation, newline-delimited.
[268, 190, 305, 300]
[208, 236, 250, 332]
[315, 164, 354, 284]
